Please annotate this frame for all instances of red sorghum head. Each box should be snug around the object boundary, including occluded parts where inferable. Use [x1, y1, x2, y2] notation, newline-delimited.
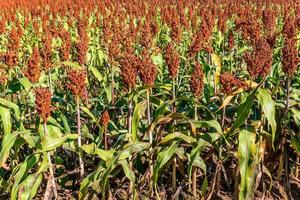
[139, 49, 157, 87]
[282, 38, 299, 77]
[23, 47, 41, 83]
[119, 51, 139, 89]
[244, 38, 272, 79]
[59, 28, 71, 61]
[41, 31, 52, 71]
[220, 72, 247, 95]
[101, 110, 110, 128]
[35, 87, 52, 122]
[191, 62, 204, 97]
[67, 69, 87, 99]
[165, 43, 180, 79]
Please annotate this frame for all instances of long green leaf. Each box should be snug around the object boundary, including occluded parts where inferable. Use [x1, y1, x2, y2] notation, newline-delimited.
[131, 101, 146, 142]
[153, 142, 178, 190]
[256, 88, 277, 147]
[0, 131, 19, 166]
[238, 128, 257, 200]
[0, 106, 11, 136]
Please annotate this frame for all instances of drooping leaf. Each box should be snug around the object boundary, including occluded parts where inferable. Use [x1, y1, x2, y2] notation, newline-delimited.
[0, 106, 11, 136]
[291, 135, 300, 155]
[18, 174, 43, 200]
[11, 154, 41, 200]
[119, 160, 136, 183]
[81, 107, 97, 123]
[256, 88, 277, 147]
[42, 134, 78, 152]
[238, 128, 258, 200]
[81, 143, 115, 161]
[160, 132, 197, 144]
[228, 84, 261, 135]
[153, 142, 178, 191]
[211, 53, 222, 87]
[0, 131, 20, 167]
[0, 98, 21, 120]
[131, 101, 146, 142]
[19, 77, 33, 92]
[89, 66, 103, 82]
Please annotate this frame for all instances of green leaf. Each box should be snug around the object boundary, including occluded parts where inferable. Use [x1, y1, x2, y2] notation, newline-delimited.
[81, 106, 96, 123]
[19, 77, 33, 92]
[256, 88, 277, 147]
[11, 154, 41, 200]
[59, 112, 71, 133]
[191, 120, 222, 134]
[0, 106, 11, 136]
[291, 135, 300, 155]
[119, 160, 136, 183]
[118, 142, 149, 160]
[89, 66, 103, 82]
[20, 131, 40, 148]
[131, 101, 146, 142]
[153, 142, 178, 191]
[0, 98, 21, 120]
[61, 61, 82, 69]
[81, 143, 115, 161]
[160, 132, 196, 144]
[211, 53, 222, 87]
[238, 128, 257, 200]
[187, 139, 206, 193]
[228, 85, 260, 135]
[0, 131, 20, 167]
[18, 174, 43, 200]
[42, 134, 78, 152]
[291, 108, 300, 126]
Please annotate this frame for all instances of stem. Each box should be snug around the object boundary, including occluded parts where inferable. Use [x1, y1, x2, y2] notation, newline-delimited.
[48, 70, 53, 95]
[192, 103, 198, 198]
[77, 98, 84, 178]
[128, 90, 134, 195]
[104, 126, 108, 150]
[147, 89, 151, 127]
[172, 78, 176, 192]
[43, 122, 58, 199]
[285, 78, 291, 199]
[128, 98, 133, 138]
[221, 106, 226, 128]
[172, 157, 177, 192]
[147, 89, 154, 197]
[111, 65, 115, 105]
[295, 156, 299, 178]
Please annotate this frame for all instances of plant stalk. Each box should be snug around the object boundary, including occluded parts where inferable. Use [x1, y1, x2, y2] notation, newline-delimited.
[172, 78, 177, 192]
[285, 78, 291, 199]
[111, 65, 115, 105]
[147, 88, 154, 196]
[128, 90, 134, 195]
[192, 103, 198, 198]
[43, 122, 58, 199]
[104, 126, 108, 150]
[77, 98, 84, 178]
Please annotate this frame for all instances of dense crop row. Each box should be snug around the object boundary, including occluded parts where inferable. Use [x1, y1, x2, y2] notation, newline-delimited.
[0, 0, 300, 199]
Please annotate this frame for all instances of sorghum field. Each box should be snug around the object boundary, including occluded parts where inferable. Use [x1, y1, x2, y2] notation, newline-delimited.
[0, 0, 300, 199]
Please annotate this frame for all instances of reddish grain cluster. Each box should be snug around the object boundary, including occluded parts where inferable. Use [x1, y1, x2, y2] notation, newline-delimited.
[67, 69, 87, 99]
[139, 49, 157, 87]
[220, 72, 247, 95]
[101, 110, 110, 128]
[23, 47, 41, 83]
[244, 38, 272, 79]
[191, 62, 204, 97]
[35, 87, 52, 122]
[165, 44, 180, 79]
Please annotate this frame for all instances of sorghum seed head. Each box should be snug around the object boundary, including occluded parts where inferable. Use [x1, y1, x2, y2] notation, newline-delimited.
[35, 87, 52, 122]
